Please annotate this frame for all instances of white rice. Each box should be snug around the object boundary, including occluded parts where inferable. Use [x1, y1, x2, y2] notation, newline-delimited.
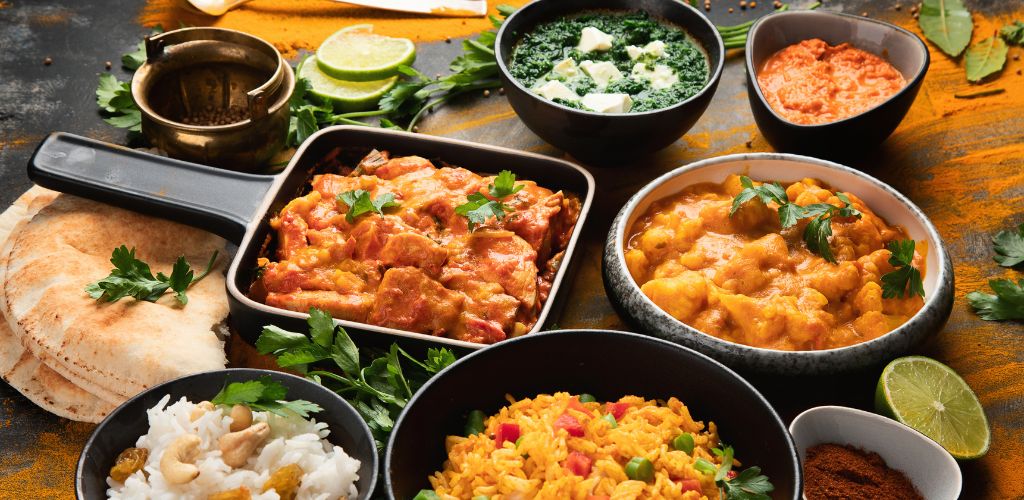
[106, 395, 361, 500]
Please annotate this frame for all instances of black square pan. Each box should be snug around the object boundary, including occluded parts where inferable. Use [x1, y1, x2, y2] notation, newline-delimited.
[27, 126, 595, 355]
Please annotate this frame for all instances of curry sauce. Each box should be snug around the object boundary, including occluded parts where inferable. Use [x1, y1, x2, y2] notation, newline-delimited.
[625, 174, 925, 351]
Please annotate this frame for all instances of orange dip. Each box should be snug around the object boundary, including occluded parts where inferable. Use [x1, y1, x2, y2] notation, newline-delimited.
[624, 175, 925, 351]
[757, 39, 907, 125]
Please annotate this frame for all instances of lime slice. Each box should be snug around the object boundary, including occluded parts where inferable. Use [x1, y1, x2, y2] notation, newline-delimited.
[875, 356, 990, 460]
[316, 30, 415, 82]
[338, 23, 374, 34]
[297, 56, 398, 112]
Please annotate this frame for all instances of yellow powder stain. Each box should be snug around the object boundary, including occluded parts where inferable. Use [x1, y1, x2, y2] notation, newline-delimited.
[139, 0, 530, 59]
[0, 422, 93, 498]
[427, 109, 517, 136]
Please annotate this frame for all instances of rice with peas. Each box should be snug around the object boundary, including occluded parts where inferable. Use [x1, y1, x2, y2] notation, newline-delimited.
[429, 392, 729, 499]
[106, 395, 360, 500]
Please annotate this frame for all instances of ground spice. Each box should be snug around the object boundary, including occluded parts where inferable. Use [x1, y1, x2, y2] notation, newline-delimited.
[139, 0, 530, 60]
[804, 443, 923, 500]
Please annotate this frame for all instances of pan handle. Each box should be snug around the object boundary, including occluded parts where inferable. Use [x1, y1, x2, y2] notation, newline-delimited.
[27, 132, 276, 244]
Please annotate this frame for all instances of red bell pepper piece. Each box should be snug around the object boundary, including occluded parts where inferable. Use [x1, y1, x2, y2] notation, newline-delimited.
[606, 402, 630, 420]
[586, 496, 610, 500]
[553, 412, 585, 437]
[564, 451, 593, 476]
[679, 478, 702, 493]
[495, 423, 520, 446]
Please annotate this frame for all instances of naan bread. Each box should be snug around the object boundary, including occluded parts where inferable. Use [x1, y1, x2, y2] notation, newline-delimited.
[4, 194, 231, 401]
[0, 187, 116, 421]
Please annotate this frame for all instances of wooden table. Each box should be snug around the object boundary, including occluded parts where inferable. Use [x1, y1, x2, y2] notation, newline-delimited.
[1, 0, 1022, 498]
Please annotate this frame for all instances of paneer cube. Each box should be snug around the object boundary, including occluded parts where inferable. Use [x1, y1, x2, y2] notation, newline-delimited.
[581, 93, 633, 113]
[577, 26, 614, 52]
[579, 60, 623, 88]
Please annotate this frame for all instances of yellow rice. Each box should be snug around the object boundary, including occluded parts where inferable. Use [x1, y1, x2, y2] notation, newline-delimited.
[428, 392, 727, 499]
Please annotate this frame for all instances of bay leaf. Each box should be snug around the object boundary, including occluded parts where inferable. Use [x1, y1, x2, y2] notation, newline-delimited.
[965, 36, 1008, 82]
[918, 0, 973, 57]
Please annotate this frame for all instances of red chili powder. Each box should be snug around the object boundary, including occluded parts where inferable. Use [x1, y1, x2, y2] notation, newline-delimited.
[804, 443, 923, 500]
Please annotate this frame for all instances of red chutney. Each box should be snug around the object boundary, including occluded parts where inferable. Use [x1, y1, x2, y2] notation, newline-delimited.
[757, 39, 907, 125]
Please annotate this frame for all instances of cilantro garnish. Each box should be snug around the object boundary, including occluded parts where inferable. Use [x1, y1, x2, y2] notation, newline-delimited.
[336, 189, 400, 223]
[968, 279, 1024, 321]
[730, 176, 862, 263]
[121, 26, 163, 70]
[693, 445, 774, 500]
[880, 239, 926, 299]
[210, 376, 322, 418]
[85, 245, 219, 305]
[455, 170, 524, 230]
[992, 223, 1024, 268]
[95, 74, 141, 132]
[255, 308, 458, 450]
[1001, 21, 1024, 45]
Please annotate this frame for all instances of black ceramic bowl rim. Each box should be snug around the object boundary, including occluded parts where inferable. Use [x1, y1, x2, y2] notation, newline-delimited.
[607, 153, 953, 363]
[495, 0, 726, 117]
[744, 10, 930, 128]
[75, 368, 379, 499]
[383, 329, 800, 498]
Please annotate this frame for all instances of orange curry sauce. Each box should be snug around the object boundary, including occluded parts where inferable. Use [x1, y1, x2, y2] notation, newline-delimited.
[625, 175, 925, 351]
[757, 39, 907, 125]
[258, 149, 580, 344]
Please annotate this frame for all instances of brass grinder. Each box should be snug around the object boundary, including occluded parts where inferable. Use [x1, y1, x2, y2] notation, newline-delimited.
[131, 27, 294, 171]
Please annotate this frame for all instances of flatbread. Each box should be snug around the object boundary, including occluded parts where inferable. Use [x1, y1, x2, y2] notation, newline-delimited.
[0, 187, 116, 422]
[4, 194, 231, 401]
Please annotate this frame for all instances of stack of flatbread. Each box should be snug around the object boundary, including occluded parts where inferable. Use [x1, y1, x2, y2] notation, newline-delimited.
[0, 186, 231, 423]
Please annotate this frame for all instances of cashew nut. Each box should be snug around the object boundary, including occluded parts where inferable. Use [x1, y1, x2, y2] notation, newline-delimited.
[228, 404, 253, 432]
[189, 401, 215, 422]
[219, 421, 270, 468]
[160, 434, 201, 484]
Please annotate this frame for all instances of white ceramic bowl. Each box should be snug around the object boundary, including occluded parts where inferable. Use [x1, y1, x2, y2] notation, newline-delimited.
[789, 406, 961, 500]
[602, 153, 954, 374]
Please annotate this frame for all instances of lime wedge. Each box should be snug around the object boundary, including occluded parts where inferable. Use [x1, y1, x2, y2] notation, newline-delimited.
[339, 23, 374, 34]
[297, 56, 397, 112]
[875, 356, 990, 460]
[316, 30, 415, 82]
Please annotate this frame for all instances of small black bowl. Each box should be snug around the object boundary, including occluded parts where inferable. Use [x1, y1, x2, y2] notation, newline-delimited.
[385, 330, 800, 499]
[495, 0, 724, 165]
[745, 10, 929, 158]
[76, 368, 378, 499]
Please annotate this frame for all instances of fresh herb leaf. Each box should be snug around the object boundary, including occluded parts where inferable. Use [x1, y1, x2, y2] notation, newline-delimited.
[455, 170, 524, 230]
[730, 176, 789, 217]
[967, 279, 1024, 321]
[722, 466, 775, 500]
[992, 223, 1024, 268]
[694, 458, 718, 475]
[880, 240, 925, 299]
[85, 245, 218, 305]
[210, 376, 323, 418]
[918, 0, 974, 57]
[122, 26, 164, 70]
[337, 189, 400, 223]
[965, 35, 1008, 83]
[1000, 21, 1024, 45]
[96, 74, 142, 132]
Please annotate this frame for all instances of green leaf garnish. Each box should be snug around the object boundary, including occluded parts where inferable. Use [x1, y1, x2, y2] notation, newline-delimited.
[121, 26, 164, 70]
[455, 170, 525, 230]
[730, 176, 788, 216]
[968, 279, 1024, 321]
[210, 376, 323, 418]
[85, 245, 218, 305]
[965, 35, 1008, 83]
[336, 189, 400, 223]
[1000, 20, 1024, 45]
[918, 0, 973, 58]
[95, 74, 141, 132]
[992, 223, 1024, 268]
[880, 240, 926, 299]
[695, 446, 774, 500]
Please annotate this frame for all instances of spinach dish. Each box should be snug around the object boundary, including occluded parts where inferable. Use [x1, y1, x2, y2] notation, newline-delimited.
[508, 11, 709, 114]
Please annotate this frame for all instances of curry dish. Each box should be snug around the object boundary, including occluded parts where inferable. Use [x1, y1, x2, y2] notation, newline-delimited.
[257, 149, 581, 344]
[625, 175, 925, 351]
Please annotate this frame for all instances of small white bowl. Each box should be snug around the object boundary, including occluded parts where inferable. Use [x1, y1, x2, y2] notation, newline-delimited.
[789, 406, 961, 500]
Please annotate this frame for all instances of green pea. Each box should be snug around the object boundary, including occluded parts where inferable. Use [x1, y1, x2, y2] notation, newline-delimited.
[625, 456, 654, 482]
[464, 409, 485, 436]
[413, 490, 441, 500]
[601, 413, 618, 428]
[672, 433, 695, 454]
[515, 436, 524, 447]
[579, 393, 598, 403]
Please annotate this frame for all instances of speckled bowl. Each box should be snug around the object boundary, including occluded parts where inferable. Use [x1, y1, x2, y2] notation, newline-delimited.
[602, 153, 954, 375]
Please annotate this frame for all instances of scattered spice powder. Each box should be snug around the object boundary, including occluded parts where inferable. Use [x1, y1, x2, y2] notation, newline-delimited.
[804, 443, 923, 500]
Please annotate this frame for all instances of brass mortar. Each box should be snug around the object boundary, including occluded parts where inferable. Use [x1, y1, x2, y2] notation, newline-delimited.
[131, 27, 294, 171]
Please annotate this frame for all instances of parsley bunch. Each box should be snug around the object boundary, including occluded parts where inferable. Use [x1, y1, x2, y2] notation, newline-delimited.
[730, 176, 862, 263]
[211, 376, 322, 418]
[85, 245, 219, 306]
[455, 170, 524, 230]
[693, 445, 774, 500]
[336, 189, 400, 223]
[255, 308, 457, 450]
[881, 240, 925, 299]
[967, 223, 1024, 321]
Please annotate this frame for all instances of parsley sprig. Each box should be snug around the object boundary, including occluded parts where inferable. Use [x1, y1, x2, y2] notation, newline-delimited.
[880, 240, 926, 299]
[255, 308, 458, 450]
[730, 176, 862, 263]
[968, 278, 1024, 321]
[455, 170, 524, 230]
[85, 245, 219, 305]
[992, 223, 1024, 268]
[96, 74, 141, 132]
[693, 445, 774, 500]
[211, 376, 322, 418]
[336, 189, 400, 223]
[1001, 21, 1024, 45]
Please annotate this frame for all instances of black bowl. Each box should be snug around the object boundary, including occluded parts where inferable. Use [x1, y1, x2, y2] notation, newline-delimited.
[385, 330, 800, 499]
[76, 368, 379, 499]
[745, 11, 929, 158]
[495, 0, 724, 165]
